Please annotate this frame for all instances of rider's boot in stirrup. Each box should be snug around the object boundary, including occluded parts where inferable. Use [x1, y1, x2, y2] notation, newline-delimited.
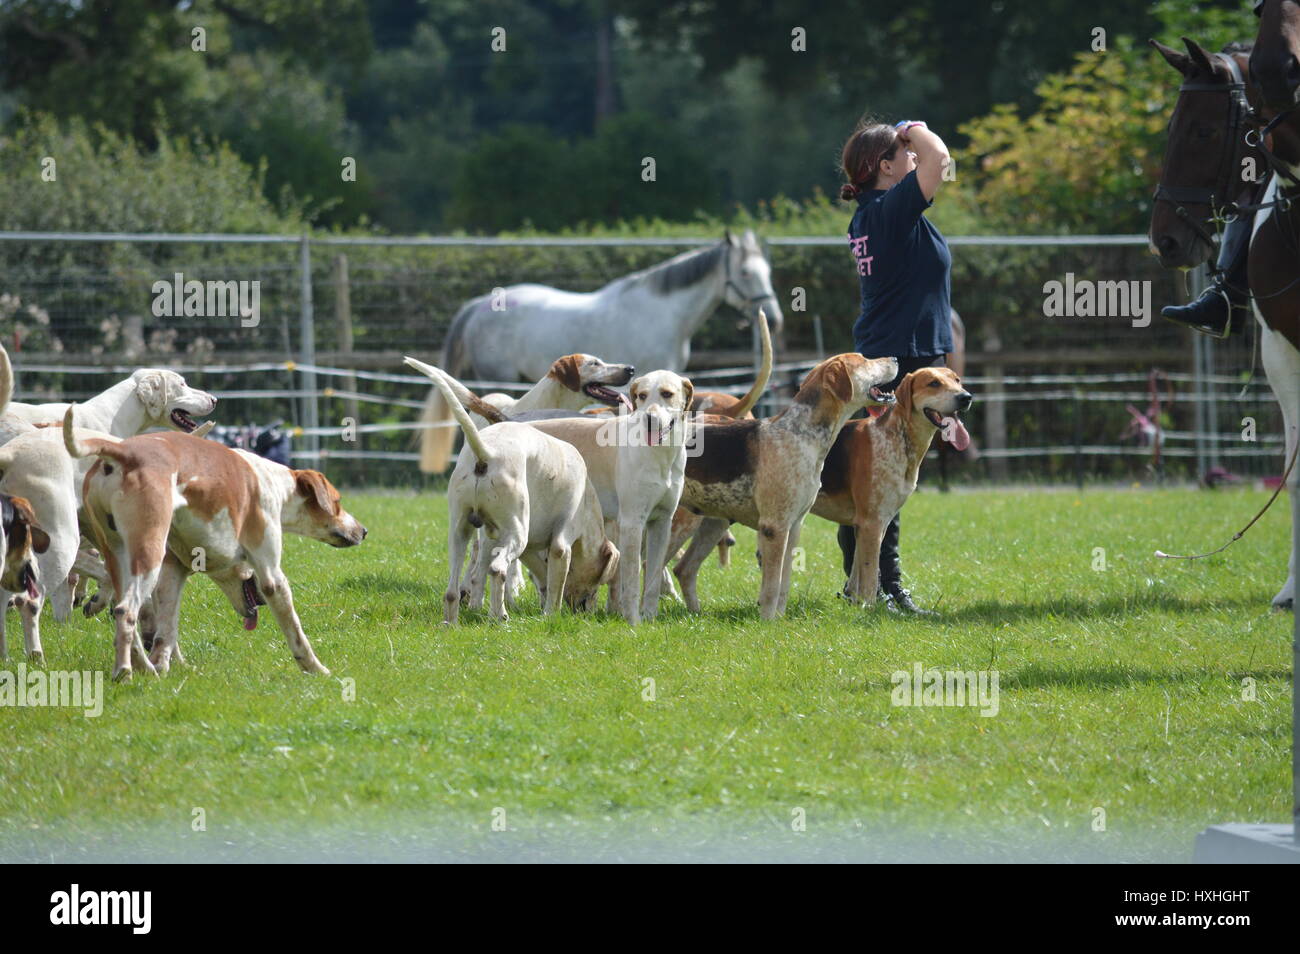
[1161, 215, 1253, 338]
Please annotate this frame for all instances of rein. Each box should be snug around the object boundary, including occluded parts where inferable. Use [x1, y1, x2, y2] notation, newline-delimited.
[1153, 53, 1258, 251]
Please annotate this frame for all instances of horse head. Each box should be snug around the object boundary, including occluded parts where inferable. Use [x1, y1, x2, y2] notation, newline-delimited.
[1149, 38, 1262, 269]
[1251, 0, 1300, 110]
[722, 229, 783, 336]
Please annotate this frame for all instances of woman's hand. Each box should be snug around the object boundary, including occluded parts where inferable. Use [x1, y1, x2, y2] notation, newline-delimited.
[900, 123, 951, 201]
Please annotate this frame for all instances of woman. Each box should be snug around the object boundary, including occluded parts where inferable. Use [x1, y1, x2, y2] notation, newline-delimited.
[839, 117, 953, 614]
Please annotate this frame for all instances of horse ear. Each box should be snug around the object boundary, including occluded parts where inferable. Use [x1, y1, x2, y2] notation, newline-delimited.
[1150, 38, 1190, 75]
[724, 228, 737, 246]
[1181, 36, 1216, 77]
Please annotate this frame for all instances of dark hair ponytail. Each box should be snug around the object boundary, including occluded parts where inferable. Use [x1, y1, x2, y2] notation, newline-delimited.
[840, 120, 900, 200]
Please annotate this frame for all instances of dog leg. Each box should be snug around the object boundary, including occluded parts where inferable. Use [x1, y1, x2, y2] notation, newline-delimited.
[775, 520, 804, 617]
[147, 556, 190, 675]
[543, 540, 572, 616]
[850, 518, 886, 606]
[756, 523, 791, 620]
[255, 570, 329, 675]
[466, 532, 487, 610]
[640, 513, 674, 622]
[615, 520, 644, 624]
[488, 531, 524, 621]
[445, 517, 474, 625]
[672, 517, 730, 613]
[18, 592, 44, 663]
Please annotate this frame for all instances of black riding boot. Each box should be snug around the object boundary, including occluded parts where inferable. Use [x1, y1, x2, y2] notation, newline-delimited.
[1160, 215, 1253, 337]
[877, 514, 935, 616]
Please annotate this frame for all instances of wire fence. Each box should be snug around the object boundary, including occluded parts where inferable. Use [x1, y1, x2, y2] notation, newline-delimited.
[0, 230, 1282, 487]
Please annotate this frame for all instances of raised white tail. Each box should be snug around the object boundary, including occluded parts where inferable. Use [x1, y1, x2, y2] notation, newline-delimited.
[404, 357, 494, 466]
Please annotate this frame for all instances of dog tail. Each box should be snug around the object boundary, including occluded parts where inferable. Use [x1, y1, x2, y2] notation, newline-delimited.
[417, 299, 479, 474]
[404, 357, 494, 466]
[62, 406, 128, 464]
[0, 341, 11, 418]
[730, 308, 772, 419]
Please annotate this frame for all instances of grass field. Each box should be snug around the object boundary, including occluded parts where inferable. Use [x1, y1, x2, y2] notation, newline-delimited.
[0, 486, 1292, 862]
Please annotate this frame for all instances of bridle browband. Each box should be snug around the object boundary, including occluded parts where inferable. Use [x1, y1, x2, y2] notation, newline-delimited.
[1152, 52, 1258, 251]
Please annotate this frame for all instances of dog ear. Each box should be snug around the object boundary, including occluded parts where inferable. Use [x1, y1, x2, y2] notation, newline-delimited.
[550, 355, 583, 394]
[6, 496, 48, 553]
[132, 371, 169, 419]
[628, 375, 644, 410]
[292, 469, 339, 515]
[827, 356, 855, 406]
[598, 540, 619, 585]
[894, 372, 916, 420]
[679, 377, 694, 412]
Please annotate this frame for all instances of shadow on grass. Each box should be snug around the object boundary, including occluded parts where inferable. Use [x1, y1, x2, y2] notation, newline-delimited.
[936, 590, 1279, 625]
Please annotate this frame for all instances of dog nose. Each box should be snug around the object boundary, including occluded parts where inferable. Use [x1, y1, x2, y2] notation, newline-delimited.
[360, 526, 368, 540]
[957, 392, 973, 409]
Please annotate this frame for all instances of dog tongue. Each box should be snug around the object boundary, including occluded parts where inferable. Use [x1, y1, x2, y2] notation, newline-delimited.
[618, 392, 633, 410]
[25, 577, 38, 600]
[243, 609, 258, 631]
[941, 415, 971, 451]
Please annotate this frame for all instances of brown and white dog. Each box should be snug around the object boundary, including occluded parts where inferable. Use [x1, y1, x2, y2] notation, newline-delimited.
[815, 366, 972, 604]
[63, 408, 366, 681]
[672, 353, 899, 619]
[418, 353, 635, 472]
[0, 494, 50, 630]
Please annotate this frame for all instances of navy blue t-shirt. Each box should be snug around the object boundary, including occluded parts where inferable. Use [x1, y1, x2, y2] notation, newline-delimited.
[847, 169, 953, 358]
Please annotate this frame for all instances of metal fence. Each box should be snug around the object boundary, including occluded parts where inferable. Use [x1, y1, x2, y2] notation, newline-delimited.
[0, 230, 1283, 487]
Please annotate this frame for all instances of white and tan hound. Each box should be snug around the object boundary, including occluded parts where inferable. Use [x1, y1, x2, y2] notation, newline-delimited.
[406, 358, 618, 623]
[64, 409, 366, 681]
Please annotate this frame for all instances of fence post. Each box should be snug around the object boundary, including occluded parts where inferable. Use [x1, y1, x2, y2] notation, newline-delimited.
[982, 325, 1008, 482]
[1073, 388, 1084, 490]
[334, 253, 361, 479]
[298, 235, 320, 462]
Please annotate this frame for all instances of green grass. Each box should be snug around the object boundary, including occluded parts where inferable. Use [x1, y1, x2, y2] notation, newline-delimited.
[0, 487, 1292, 862]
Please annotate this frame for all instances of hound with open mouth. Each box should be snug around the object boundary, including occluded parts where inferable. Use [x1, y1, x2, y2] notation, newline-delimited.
[418, 353, 635, 472]
[63, 407, 366, 681]
[671, 352, 900, 620]
[0, 494, 50, 627]
[2, 367, 216, 444]
[815, 366, 973, 606]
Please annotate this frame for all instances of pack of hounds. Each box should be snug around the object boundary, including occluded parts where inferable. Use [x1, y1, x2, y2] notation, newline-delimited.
[0, 311, 971, 682]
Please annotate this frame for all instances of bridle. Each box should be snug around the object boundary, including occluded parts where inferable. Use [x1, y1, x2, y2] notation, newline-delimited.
[721, 240, 777, 316]
[1152, 53, 1259, 251]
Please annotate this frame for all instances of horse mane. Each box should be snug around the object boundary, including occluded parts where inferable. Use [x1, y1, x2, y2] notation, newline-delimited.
[615, 242, 727, 295]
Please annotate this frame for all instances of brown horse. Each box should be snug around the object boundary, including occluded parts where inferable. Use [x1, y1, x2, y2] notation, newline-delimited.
[1150, 31, 1300, 608]
[1213, 1, 1300, 609]
[1149, 39, 1263, 270]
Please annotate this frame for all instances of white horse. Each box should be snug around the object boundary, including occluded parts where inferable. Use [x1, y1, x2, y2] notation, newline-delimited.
[419, 229, 783, 472]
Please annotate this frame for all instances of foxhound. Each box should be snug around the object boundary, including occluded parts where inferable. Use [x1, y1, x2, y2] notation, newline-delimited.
[63, 409, 367, 681]
[418, 353, 634, 472]
[671, 352, 899, 619]
[525, 369, 693, 624]
[406, 358, 618, 623]
[815, 366, 972, 604]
